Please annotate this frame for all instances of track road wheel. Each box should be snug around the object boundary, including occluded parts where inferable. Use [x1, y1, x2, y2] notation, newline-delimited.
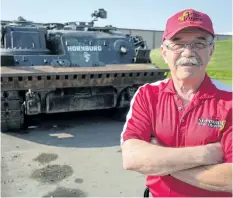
[1, 91, 28, 133]
[1, 104, 27, 133]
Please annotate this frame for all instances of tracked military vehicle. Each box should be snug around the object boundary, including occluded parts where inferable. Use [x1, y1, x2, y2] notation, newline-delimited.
[1, 9, 170, 132]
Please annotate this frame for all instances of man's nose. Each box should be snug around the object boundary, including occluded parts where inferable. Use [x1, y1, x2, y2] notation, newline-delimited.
[181, 46, 195, 57]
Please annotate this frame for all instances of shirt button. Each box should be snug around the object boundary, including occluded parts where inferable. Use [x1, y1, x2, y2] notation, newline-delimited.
[178, 107, 182, 111]
[181, 119, 185, 123]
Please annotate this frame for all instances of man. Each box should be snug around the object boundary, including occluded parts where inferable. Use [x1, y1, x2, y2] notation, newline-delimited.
[120, 8, 232, 197]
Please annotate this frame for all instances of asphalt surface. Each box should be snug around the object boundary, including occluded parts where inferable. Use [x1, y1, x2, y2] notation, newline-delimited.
[1, 110, 146, 197]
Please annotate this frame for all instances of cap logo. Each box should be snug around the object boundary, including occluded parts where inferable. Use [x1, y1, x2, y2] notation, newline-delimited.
[178, 11, 202, 22]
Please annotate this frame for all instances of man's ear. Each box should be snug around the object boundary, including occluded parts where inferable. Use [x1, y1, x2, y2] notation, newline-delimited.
[210, 44, 215, 57]
[208, 44, 215, 62]
[161, 44, 168, 63]
[209, 37, 216, 57]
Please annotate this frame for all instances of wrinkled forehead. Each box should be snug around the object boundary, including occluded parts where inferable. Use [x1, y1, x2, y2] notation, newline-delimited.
[170, 27, 213, 42]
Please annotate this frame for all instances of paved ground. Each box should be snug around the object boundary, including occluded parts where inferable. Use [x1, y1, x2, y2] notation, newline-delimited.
[1, 111, 146, 197]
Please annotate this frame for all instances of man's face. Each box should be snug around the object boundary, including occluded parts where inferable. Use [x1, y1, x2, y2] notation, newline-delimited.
[161, 28, 215, 81]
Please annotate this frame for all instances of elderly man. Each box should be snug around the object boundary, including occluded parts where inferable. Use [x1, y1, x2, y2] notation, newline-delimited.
[120, 9, 232, 197]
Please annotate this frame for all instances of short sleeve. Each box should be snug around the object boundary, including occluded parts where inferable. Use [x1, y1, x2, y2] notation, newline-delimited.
[120, 85, 152, 145]
[221, 110, 232, 163]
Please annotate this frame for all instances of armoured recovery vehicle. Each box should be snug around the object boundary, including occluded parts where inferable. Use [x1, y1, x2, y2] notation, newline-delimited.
[1, 9, 170, 132]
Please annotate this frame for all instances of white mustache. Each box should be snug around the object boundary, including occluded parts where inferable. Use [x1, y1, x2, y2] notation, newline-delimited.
[176, 57, 202, 66]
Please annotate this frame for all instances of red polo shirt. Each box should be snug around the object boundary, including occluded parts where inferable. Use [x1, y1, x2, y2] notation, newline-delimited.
[121, 74, 232, 197]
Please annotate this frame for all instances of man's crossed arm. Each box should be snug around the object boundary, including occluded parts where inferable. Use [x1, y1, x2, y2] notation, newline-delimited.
[151, 137, 232, 192]
[121, 138, 232, 193]
[171, 163, 232, 193]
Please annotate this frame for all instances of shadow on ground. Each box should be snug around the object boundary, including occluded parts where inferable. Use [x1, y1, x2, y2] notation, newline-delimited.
[2, 110, 125, 148]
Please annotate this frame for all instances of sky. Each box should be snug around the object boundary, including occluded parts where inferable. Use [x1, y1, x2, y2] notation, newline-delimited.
[1, 0, 232, 34]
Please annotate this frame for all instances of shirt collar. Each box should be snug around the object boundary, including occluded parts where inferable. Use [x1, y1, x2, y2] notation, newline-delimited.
[162, 73, 217, 100]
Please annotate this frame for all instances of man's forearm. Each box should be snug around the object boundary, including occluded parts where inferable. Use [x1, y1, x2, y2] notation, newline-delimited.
[121, 139, 211, 176]
[171, 163, 232, 192]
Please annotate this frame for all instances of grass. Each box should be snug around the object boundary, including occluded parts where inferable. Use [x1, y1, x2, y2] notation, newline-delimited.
[149, 38, 232, 86]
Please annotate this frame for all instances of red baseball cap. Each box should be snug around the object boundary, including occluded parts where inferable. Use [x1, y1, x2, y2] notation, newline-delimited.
[162, 9, 215, 41]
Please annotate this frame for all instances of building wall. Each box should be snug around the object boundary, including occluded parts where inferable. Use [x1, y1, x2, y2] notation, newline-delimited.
[118, 28, 232, 49]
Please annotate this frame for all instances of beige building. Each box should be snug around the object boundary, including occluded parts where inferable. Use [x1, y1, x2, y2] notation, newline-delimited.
[118, 28, 232, 49]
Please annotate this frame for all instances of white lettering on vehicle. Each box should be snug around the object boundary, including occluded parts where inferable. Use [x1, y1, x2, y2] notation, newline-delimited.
[67, 46, 102, 52]
[83, 52, 90, 62]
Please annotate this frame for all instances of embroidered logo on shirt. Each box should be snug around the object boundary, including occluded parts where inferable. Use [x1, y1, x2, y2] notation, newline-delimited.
[198, 118, 226, 131]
